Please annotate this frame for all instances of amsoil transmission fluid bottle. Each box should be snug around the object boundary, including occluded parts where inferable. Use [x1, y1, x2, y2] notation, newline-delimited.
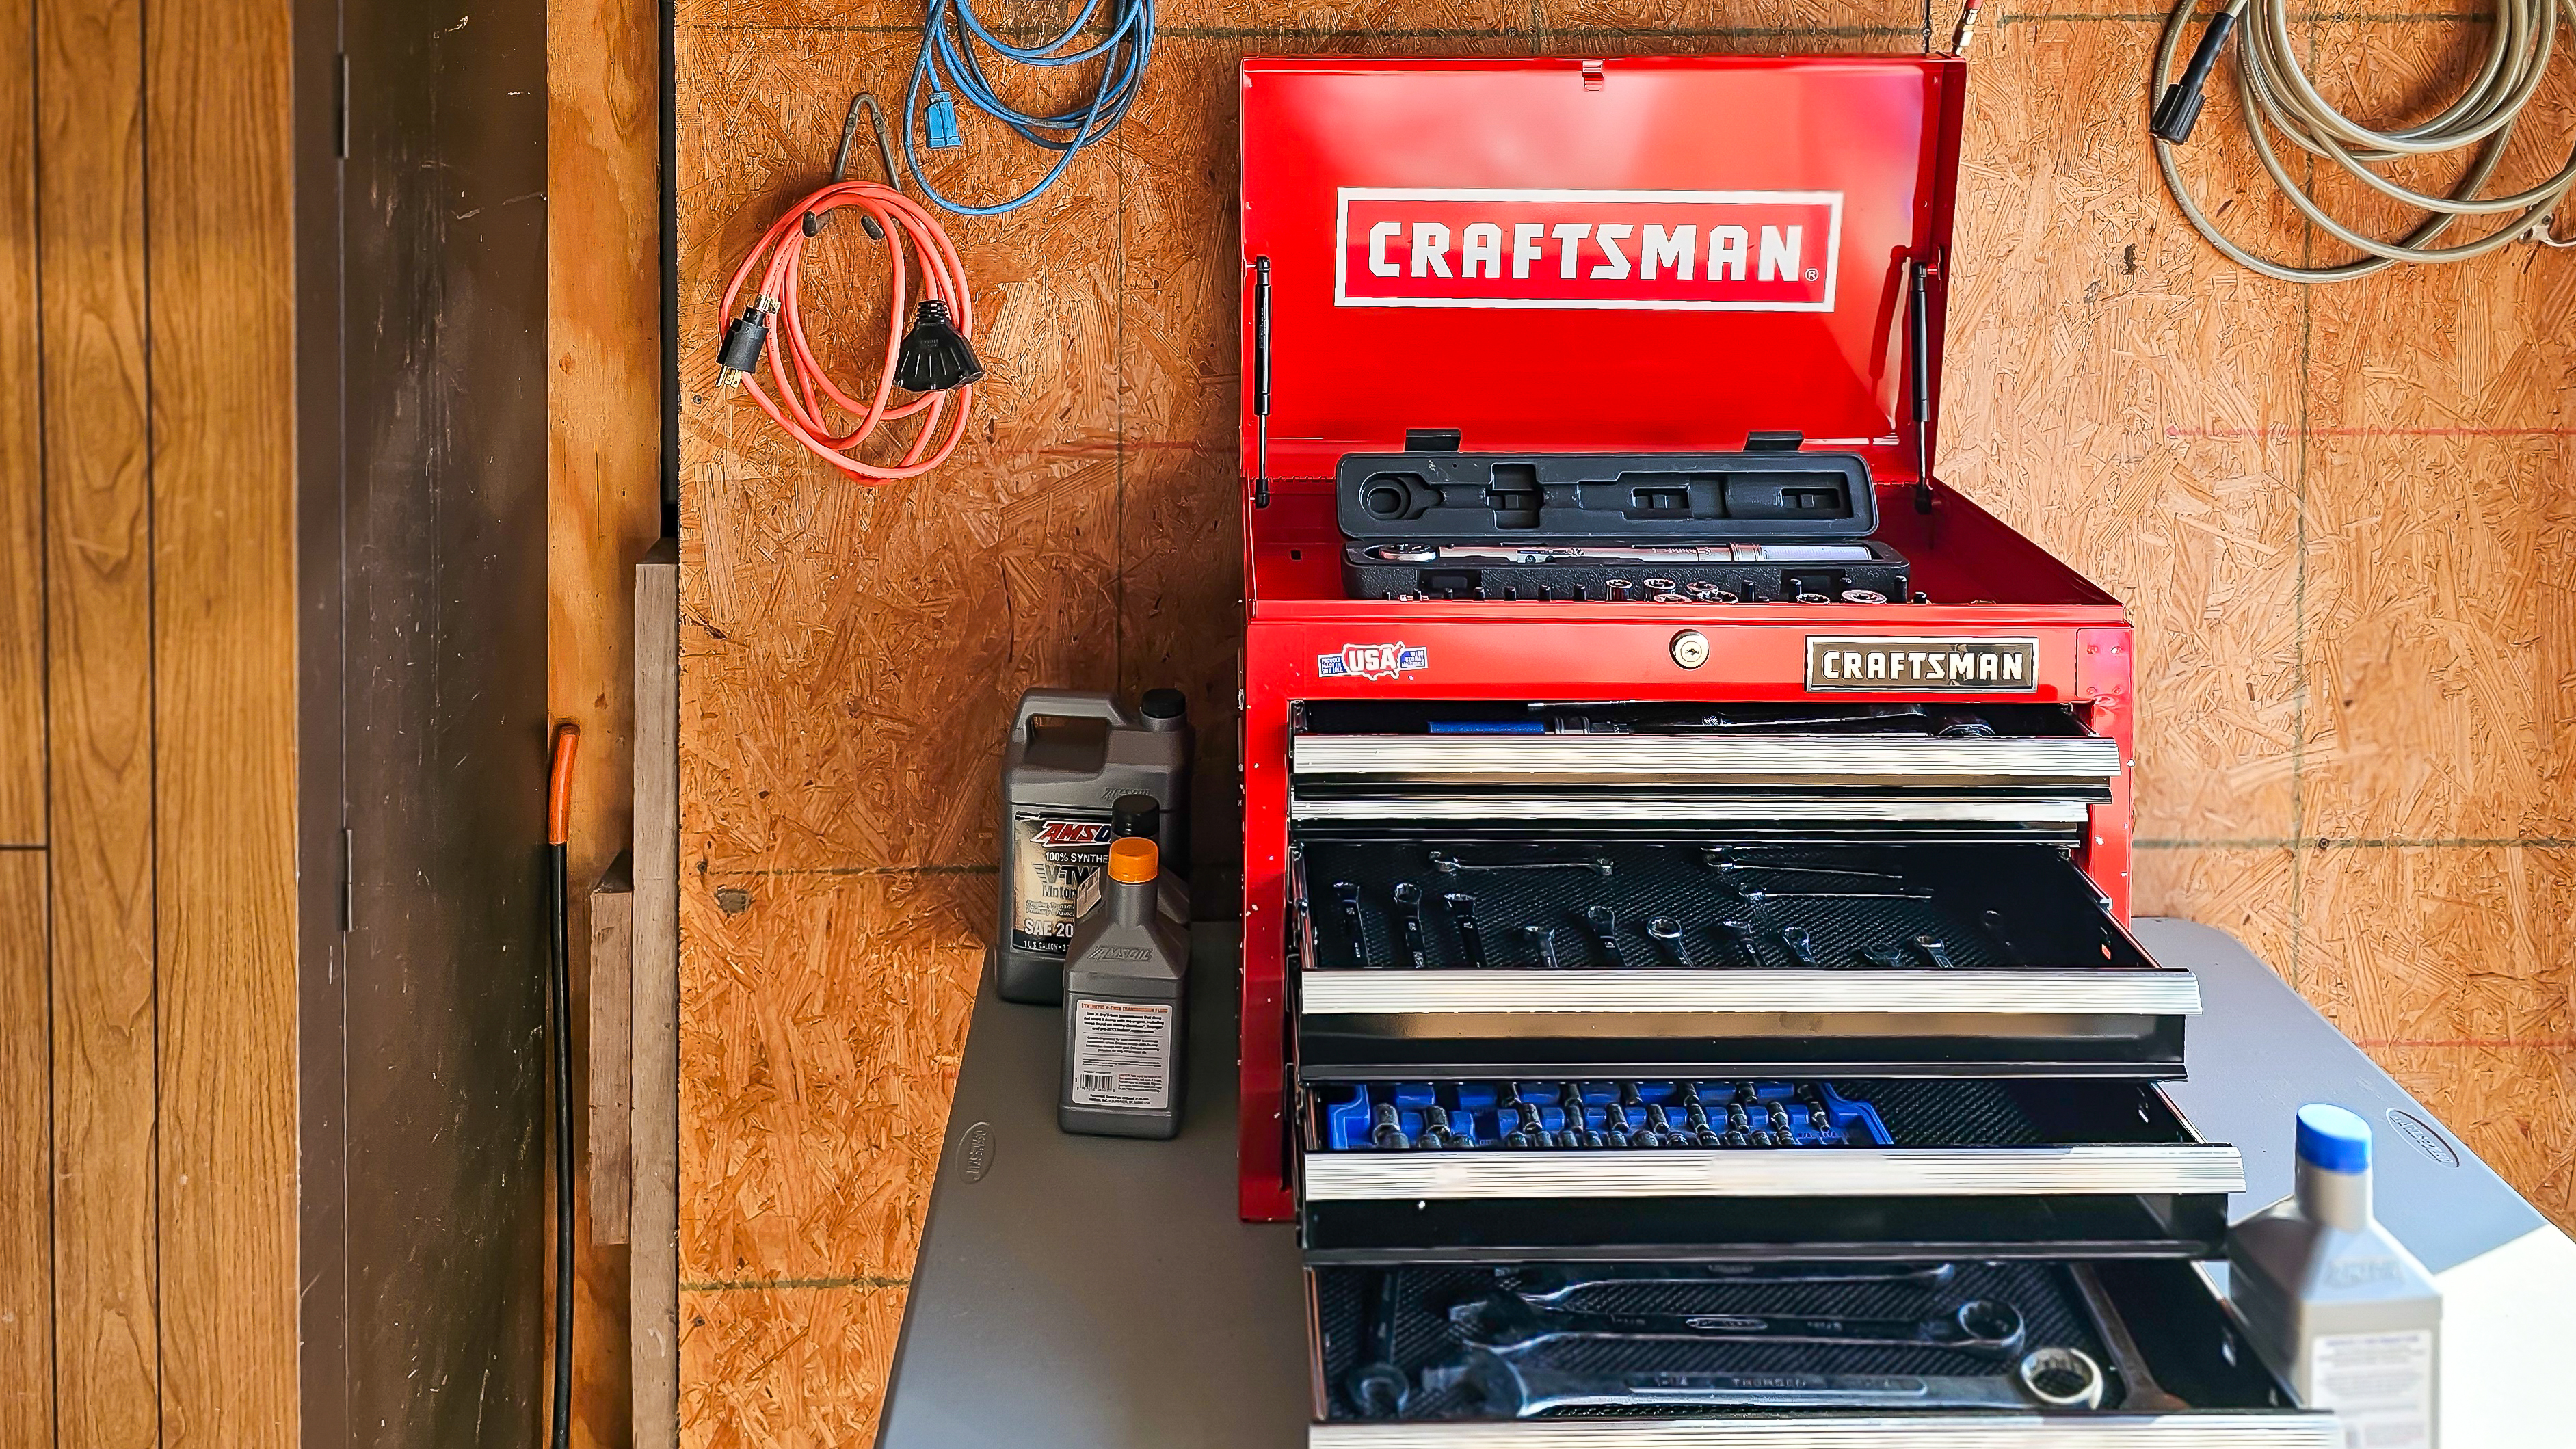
[995, 689, 1189, 1005]
[1060, 836, 1188, 1139]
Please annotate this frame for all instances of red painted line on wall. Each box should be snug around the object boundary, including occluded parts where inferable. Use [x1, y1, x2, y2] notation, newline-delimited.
[2168, 425, 2576, 440]
[2355, 1037, 2576, 1050]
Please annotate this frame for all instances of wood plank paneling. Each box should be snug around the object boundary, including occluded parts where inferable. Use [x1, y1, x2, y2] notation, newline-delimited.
[36, 0, 158, 1442]
[144, 0, 298, 1440]
[0, 0, 40, 847]
[0, 851, 52, 1446]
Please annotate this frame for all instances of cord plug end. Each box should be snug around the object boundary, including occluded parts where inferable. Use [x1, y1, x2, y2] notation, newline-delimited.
[2152, 9, 2238, 144]
[717, 302, 773, 387]
[925, 92, 963, 151]
[893, 298, 985, 392]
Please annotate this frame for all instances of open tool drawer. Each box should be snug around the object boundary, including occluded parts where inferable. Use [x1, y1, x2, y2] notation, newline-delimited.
[1289, 702, 2121, 839]
[1302, 1256, 2339, 1445]
[1293, 1076, 2239, 1260]
[1290, 837, 2191, 1075]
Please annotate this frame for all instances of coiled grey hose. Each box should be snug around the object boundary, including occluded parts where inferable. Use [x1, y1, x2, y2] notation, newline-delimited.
[2152, 0, 2576, 281]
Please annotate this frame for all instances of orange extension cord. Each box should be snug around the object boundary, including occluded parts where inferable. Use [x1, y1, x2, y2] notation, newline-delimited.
[718, 178, 977, 481]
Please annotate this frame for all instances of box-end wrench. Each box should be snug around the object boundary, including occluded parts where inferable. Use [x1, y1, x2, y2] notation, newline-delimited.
[1345, 1268, 1410, 1418]
[1521, 923, 1563, 970]
[1442, 892, 1485, 968]
[1647, 916, 1689, 967]
[1584, 905, 1627, 968]
[1427, 1345, 2103, 1418]
[1333, 881, 1368, 968]
[2067, 1264, 2188, 1411]
[1448, 1294, 2028, 1362]
[1429, 851, 1613, 877]
[1392, 883, 1429, 969]
[1495, 1262, 1958, 1305]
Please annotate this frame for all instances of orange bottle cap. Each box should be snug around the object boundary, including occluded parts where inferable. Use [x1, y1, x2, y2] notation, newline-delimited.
[1108, 836, 1158, 884]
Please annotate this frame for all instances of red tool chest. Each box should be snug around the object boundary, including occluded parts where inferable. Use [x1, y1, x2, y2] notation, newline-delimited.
[1230, 53, 2331, 1446]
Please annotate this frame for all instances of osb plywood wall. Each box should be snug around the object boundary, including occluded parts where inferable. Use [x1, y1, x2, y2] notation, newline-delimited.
[660, 2, 2576, 1440]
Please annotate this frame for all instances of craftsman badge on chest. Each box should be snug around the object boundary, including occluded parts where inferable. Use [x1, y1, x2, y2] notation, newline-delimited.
[1805, 637, 2040, 691]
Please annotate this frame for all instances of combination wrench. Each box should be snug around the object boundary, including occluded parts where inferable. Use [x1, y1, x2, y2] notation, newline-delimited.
[1449, 1294, 2029, 1362]
[1495, 1262, 1958, 1304]
[1428, 1344, 2104, 1417]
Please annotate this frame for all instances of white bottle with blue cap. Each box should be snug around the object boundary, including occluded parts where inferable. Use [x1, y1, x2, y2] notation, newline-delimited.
[2227, 1103, 2441, 1448]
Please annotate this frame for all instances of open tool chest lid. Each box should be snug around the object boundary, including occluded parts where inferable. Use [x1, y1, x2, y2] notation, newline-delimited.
[1238, 54, 1965, 485]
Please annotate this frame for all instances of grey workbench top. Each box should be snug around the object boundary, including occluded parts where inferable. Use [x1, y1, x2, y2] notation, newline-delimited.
[874, 920, 2567, 1448]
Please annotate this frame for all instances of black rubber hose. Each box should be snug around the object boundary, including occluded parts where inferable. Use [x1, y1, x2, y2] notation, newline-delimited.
[546, 725, 580, 1449]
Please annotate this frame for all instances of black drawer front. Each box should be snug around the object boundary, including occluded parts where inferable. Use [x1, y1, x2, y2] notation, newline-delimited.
[1288, 839, 2192, 1075]
[1299, 840, 2132, 976]
[1305, 1257, 2335, 1443]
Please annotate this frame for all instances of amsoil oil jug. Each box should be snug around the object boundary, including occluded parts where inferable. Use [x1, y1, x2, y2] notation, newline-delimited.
[2228, 1104, 2441, 1448]
[1060, 836, 1188, 1139]
[996, 688, 1189, 1005]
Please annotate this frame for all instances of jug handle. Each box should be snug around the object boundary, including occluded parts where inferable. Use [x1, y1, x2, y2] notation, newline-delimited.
[1011, 690, 1139, 740]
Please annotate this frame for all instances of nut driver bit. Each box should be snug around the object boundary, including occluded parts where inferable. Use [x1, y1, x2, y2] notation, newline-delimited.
[1416, 1103, 1457, 1149]
[1584, 904, 1627, 967]
[1498, 1082, 1543, 1147]
[1426, 1345, 2098, 1418]
[1345, 1269, 1411, 1418]
[1392, 882, 1429, 968]
[1556, 1082, 1604, 1147]
[1448, 1294, 2030, 1362]
[1370, 1102, 1411, 1150]
[1442, 892, 1485, 968]
[1496, 1262, 1960, 1307]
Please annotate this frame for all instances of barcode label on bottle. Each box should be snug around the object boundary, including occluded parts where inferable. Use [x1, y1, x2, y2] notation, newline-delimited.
[1067, 998, 1173, 1111]
[2310, 1329, 2434, 1449]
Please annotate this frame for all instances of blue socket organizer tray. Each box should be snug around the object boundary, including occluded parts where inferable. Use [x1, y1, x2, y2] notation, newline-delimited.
[1320, 1079, 1893, 1152]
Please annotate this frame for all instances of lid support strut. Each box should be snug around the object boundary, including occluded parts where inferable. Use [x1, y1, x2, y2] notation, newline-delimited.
[1909, 257, 1934, 515]
[1253, 254, 1273, 509]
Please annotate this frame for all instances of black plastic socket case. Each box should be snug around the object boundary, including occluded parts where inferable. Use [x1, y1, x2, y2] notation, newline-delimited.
[1336, 449, 1913, 602]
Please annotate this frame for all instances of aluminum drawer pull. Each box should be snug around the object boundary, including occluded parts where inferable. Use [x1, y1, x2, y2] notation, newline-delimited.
[1298, 1145, 2246, 1201]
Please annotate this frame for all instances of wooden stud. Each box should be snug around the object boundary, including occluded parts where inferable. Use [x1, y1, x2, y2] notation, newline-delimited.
[592, 854, 637, 1247]
[553, 0, 663, 1433]
[635, 542, 682, 1449]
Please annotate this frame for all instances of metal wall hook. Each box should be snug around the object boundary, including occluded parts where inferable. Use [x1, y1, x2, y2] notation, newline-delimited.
[806, 92, 907, 239]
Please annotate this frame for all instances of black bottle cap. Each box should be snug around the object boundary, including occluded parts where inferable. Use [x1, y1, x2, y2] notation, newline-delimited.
[1111, 793, 1161, 838]
[1140, 687, 1186, 720]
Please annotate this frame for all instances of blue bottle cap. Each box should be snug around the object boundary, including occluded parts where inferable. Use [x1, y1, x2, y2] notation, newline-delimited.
[2296, 1103, 2372, 1174]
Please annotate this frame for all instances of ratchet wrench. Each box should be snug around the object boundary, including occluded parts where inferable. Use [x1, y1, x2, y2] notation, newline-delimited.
[1429, 1345, 2103, 1417]
[1450, 1294, 2028, 1362]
